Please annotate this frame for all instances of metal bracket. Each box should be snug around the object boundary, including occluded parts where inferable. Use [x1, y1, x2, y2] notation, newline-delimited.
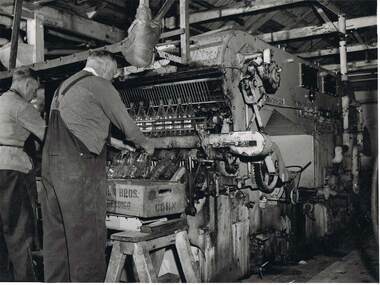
[239, 76, 264, 131]
[157, 50, 183, 64]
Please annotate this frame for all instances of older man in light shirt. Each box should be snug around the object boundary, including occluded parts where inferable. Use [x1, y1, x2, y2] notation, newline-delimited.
[41, 50, 154, 282]
[0, 68, 46, 281]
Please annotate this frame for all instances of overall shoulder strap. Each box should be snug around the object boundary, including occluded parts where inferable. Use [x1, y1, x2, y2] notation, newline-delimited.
[60, 72, 94, 97]
[52, 72, 94, 109]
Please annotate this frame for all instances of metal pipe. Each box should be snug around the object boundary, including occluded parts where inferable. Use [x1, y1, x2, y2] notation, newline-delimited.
[339, 14, 362, 194]
[9, 0, 24, 69]
[338, 14, 351, 152]
[357, 106, 364, 150]
[245, 102, 253, 176]
[338, 15, 348, 82]
[352, 145, 359, 193]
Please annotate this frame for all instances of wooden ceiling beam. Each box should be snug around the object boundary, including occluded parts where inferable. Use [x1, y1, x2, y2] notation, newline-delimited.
[102, 0, 128, 9]
[37, 7, 125, 43]
[0, 39, 126, 80]
[291, 9, 336, 52]
[316, 0, 341, 18]
[297, 43, 377, 58]
[0, 14, 27, 30]
[258, 16, 377, 43]
[189, 0, 307, 24]
[192, 0, 215, 9]
[0, 4, 125, 43]
[322, 59, 378, 72]
[248, 11, 280, 34]
[189, 0, 341, 24]
[30, 0, 57, 5]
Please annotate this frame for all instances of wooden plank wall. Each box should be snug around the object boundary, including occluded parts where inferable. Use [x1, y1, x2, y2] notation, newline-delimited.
[194, 195, 250, 282]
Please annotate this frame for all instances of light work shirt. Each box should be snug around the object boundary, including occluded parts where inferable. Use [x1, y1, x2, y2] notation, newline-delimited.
[0, 91, 46, 173]
[52, 70, 147, 154]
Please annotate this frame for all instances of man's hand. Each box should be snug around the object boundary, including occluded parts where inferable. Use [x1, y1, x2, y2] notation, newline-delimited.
[141, 141, 155, 155]
[109, 137, 136, 152]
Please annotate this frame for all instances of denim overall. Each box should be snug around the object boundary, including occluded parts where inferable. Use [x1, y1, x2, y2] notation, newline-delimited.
[41, 72, 107, 282]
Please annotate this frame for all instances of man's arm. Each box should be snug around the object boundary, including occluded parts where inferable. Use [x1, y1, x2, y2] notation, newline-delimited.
[92, 78, 154, 154]
[109, 137, 136, 152]
[17, 103, 46, 141]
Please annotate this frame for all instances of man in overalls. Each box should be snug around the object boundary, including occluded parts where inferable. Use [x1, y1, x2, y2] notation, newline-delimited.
[0, 68, 46, 281]
[41, 51, 154, 282]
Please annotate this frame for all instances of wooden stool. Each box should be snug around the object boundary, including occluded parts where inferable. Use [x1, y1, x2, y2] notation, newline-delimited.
[105, 228, 200, 282]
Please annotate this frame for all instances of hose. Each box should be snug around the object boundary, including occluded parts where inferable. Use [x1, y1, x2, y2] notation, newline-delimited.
[253, 162, 278, 194]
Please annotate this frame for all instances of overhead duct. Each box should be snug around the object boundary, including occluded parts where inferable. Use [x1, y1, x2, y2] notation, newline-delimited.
[122, 0, 175, 68]
[0, 42, 35, 70]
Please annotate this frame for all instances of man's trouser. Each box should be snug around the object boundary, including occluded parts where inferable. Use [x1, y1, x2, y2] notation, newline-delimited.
[0, 170, 36, 281]
[41, 108, 107, 282]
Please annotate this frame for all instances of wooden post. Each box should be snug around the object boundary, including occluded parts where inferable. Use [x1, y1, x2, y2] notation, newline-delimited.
[132, 243, 158, 282]
[179, 0, 189, 64]
[27, 13, 44, 63]
[9, 0, 24, 69]
[105, 242, 127, 282]
[150, 249, 166, 276]
[175, 230, 200, 282]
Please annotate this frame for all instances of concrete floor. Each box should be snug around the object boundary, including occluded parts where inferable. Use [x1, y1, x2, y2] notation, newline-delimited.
[2, 214, 378, 283]
[241, 250, 377, 283]
[241, 235, 379, 283]
[308, 250, 376, 282]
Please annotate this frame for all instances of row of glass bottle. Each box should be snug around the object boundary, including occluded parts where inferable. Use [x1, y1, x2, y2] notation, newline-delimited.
[128, 98, 196, 132]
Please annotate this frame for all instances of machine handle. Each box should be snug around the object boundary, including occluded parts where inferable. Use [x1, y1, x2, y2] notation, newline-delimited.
[158, 188, 172, 195]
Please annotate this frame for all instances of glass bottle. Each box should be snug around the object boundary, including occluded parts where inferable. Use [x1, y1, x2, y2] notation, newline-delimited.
[128, 102, 136, 119]
[146, 100, 156, 132]
[166, 99, 176, 130]
[183, 100, 193, 134]
[156, 99, 166, 134]
[136, 101, 146, 130]
[174, 98, 184, 135]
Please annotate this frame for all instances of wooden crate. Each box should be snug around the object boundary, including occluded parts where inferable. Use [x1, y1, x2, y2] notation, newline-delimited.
[106, 179, 186, 218]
